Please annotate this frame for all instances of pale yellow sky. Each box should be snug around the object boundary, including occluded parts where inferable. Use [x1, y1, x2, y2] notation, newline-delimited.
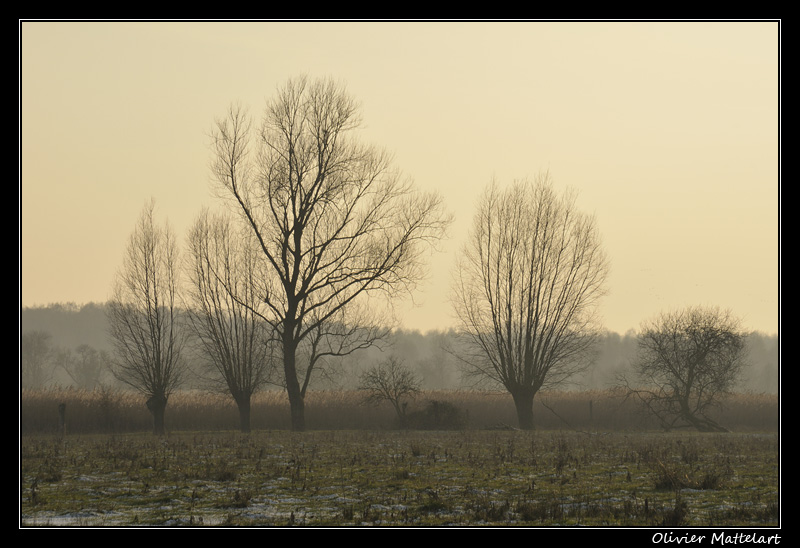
[19, 21, 780, 335]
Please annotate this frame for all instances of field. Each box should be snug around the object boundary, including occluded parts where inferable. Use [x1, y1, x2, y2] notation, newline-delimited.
[19, 389, 780, 528]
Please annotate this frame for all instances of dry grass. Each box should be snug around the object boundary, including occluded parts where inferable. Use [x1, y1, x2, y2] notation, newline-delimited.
[20, 387, 779, 434]
[19, 428, 779, 526]
[19, 388, 780, 527]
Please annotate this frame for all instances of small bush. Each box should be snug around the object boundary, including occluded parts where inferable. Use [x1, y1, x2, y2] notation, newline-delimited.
[406, 400, 467, 430]
[658, 493, 689, 527]
[650, 458, 729, 491]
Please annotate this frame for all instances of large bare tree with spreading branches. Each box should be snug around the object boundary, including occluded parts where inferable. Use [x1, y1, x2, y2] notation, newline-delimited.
[107, 199, 188, 435]
[452, 173, 609, 430]
[184, 209, 277, 433]
[209, 76, 451, 431]
[619, 306, 748, 432]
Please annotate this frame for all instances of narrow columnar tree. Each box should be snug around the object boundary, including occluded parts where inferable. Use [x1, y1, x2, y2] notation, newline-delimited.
[184, 210, 276, 433]
[210, 76, 451, 431]
[452, 173, 609, 429]
[107, 199, 187, 435]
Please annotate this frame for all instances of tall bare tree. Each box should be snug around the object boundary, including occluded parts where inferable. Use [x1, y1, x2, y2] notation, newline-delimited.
[210, 76, 451, 431]
[619, 306, 748, 432]
[184, 210, 277, 433]
[452, 173, 609, 429]
[107, 199, 187, 435]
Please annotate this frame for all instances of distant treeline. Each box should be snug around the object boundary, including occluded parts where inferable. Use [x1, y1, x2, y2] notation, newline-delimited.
[20, 302, 779, 393]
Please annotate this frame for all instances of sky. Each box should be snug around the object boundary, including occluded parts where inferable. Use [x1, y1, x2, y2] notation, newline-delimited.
[19, 20, 780, 336]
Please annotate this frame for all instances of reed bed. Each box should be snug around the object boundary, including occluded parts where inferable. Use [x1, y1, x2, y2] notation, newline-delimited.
[20, 387, 779, 434]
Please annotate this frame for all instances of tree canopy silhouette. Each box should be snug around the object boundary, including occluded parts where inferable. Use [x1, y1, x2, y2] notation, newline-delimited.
[209, 76, 451, 431]
[620, 306, 748, 432]
[452, 173, 609, 429]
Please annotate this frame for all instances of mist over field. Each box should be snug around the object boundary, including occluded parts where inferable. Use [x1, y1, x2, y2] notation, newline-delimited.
[20, 302, 779, 394]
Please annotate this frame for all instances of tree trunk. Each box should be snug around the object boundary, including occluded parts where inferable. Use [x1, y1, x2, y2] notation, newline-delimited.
[684, 411, 729, 432]
[282, 328, 306, 432]
[146, 394, 168, 436]
[511, 387, 536, 430]
[287, 388, 305, 432]
[235, 393, 252, 433]
[58, 402, 67, 438]
[393, 401, 409, 429]
[679, 398, 729, 432]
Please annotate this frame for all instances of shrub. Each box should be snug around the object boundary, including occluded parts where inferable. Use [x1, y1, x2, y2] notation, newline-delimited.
[406, 400, 467, 430]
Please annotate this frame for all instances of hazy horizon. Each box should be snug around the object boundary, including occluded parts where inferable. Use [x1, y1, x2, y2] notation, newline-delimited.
[20, 21, 780, 336]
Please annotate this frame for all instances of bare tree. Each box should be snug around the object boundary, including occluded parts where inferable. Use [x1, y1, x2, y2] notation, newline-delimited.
[209, 76, 451, 431]
[619, 306, 748, 432]
[358, 356, 421, 426]
[106, 199, 187, 435]
[293, 303, 389, 393]
[184, 210, 277, 433]
[55, 344, 109, 390]
[21, 330, 55, 389]
[451, 173, 609, 429]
